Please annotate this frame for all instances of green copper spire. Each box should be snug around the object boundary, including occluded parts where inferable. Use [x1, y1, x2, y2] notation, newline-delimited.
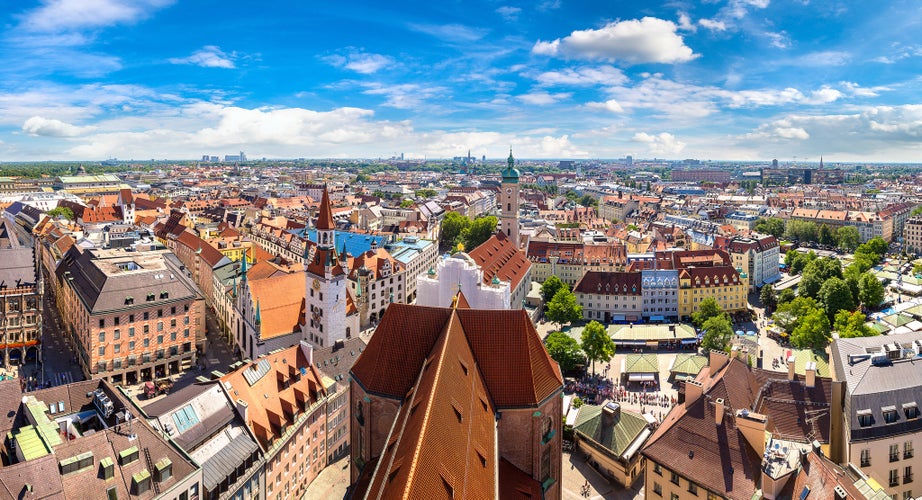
[501, 147, 520, 184]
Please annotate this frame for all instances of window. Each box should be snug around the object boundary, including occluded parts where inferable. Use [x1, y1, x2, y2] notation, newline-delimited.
[170, 319, 176, 328]
[688, 483, 698, 495]
[113, 329, 120, 340]
[891, 469, 900, 487]
[99, 318, 105, 328]
[129, 314, 134, 322]
[858, 410, 873, 427]
[892, 444, 900, 462]
[157, 322, 163, 332]
[653, 463, 662, 475]
[98, 331, 105, 342]
[904, 492, 913, 500]
[128, 327, 135, 337]
[907, 404, 920, 420]
[143, 312, 149, 320]
[670, 471, 680, 485]
[907, 442, 914, 460]
[98, 346, 105, 356]
[885, 408, 899, 424]
[171, 306, 176, 315]
[861, 449, 871, 467]
[157, 335, 163, 344]
[143, 338, 150, 347]
[671, 494, 680, 500]
[114, 344, 120, 354]
[653, 482, 662, 496]
[906, 465, 914, 484]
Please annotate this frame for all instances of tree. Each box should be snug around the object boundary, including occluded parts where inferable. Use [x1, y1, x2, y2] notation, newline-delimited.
[46, 206, 74, 221]
[835, 226, 860, 252]
[580, 321, 614, 376]
[754, 217, 785, 238]
[799, 257, 843, 299]
[790, 251, 817, 275]
[760, 285, 777, 313]
[462, 215, 498, 250]
[913, 206, 922, 217]
[439, 211, 470, 250]
[700, 315, 733, 353]
[399, 199, 414, 208]
[545, 332, 585, 373]
[691, 297, 723, 328]
[784, 219, 818, 242]
[578, 194, 598, 207]
[773, 296, 822, 334]
[913, 263, 922, 276]
[818, 277, 855, 321]
[777, 288, 796, 305]
[818, 224, 835, 246]
[858, 273, 886, 310]
[546, 287, 583, 326]
[541, 275, 566, 303]
[790, 309, 831, 350]
[415, 188, 437, 198]
[784, 249, 798, 269]
[834, 310, 876, 338]
[843, 264, 862, 304]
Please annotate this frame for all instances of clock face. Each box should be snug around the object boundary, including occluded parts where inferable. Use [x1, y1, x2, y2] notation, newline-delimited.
[505, 188, 512, 194]
[312, 278, 321, 290]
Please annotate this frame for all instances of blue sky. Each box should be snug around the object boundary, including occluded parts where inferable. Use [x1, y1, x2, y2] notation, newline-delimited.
[2, 0, 922, 162]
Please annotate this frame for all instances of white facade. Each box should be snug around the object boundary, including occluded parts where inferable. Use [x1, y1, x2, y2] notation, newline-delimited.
[416, 253, 511, 309]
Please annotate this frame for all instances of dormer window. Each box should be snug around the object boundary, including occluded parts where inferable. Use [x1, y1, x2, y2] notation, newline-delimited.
[904, 402, 920, 420]
[883, 406, 898, 424]
[858, 409, 873, 427]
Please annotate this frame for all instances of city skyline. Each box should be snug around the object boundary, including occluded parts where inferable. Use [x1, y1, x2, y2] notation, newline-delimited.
[2, 0, 922, 162]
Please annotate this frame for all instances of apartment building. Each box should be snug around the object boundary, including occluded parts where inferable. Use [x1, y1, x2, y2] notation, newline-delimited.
[573, 271, 643, 323]
[55, 247, 205, 384]
[0, 218, 42, 367]
[723, 235, 781, 290]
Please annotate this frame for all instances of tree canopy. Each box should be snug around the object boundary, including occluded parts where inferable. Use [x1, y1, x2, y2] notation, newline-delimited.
[833, 310, 877, 338]
[799, 257, 842, 299]
[692, 297, 724, 328]
[818, 277, 855, 321]
[463, 215, 498, 250]
[580, 321, 614, 376]
[46, 206, 74, 221]
[541, 275, 566, 303]
[700, 315, 733, 353]
[759, 285, 777, 313]
[790, 309, 831, 350]
[545, 332, 584, 373]
[754, 217, 785, 237]
[546, 287, 583, 326]
[773, 296, 823, 334]
[858, 273, 886, 310]
[835, 226, 860, 252]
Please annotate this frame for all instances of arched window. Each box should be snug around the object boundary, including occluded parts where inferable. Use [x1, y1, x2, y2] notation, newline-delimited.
[356, 401, 365, 426]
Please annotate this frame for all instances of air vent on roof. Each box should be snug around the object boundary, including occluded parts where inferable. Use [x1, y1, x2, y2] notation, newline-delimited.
[834, 485, 847, 499]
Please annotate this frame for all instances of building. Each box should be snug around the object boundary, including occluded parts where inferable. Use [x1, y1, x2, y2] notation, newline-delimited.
[635, 259, 680, 322]
[572, 402, 652, 488]
[234, 263, 310, 360]
[789, 208, 896, 243]
[527, 240, 627, 286]
[220, 343, 331, 500]
[416, 252, 512, 309]
[830, 331, 922, 499]
[671, 169, 731, 183]
[312, 336, 367, 464]
[724, 212, 759, 231]
[347, 243, 406, 328]
[349, 302, 564, 499]
[468, 231, 532, 310]
[905, 217, 922, 255]
[724, 235, 781, 290]
[641, 351, 842, 500]
[498, 148, 521, 247]
[53, 174, 125, 195]
[140, 381, 264, 500]
[573, 271, 642, 323]
[0, 378, 202, 500]
[55, 247, 205, 384]
[388, 237, 439, 303]
[0, 218, 42, 367]
[662, 249, 748, 320]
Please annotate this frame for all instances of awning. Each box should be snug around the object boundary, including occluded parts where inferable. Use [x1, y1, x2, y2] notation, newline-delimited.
[615, 340, 646, 346]
[673, 373, 690, 381]
[626, 316, 640, 322]
[649, 316, 665, 321]
[628, 373, 655, 382]
[763, 274, 782, 284]
[680, 339, 699, 345]
[612, 315, 626, 321]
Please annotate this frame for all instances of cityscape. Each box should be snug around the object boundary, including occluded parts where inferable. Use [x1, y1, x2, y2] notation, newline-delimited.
[2, 1, 922, 500]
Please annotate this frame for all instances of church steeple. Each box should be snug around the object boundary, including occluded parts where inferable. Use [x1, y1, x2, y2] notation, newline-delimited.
[316, 186, 336, 250]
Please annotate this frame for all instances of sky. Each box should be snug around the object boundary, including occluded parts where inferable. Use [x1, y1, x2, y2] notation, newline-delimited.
[2, 0, 922, 162]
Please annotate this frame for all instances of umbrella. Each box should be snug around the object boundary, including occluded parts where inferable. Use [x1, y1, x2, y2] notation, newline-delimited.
[746, 330, 756, 336]
[736, 330, 744, 336]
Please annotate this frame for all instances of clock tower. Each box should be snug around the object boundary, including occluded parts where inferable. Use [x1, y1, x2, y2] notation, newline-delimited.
[500, 148, 520, 248]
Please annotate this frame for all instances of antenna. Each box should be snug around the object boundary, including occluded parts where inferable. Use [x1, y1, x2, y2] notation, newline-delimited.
[804, 408, 828, 444]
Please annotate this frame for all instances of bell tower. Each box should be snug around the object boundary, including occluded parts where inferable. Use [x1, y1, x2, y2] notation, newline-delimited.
[500, 148, 520, 247]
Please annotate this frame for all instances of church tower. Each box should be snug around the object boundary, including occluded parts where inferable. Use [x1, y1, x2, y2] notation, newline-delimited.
[303, 187, 356, 347]
[499, 148, 521, 248]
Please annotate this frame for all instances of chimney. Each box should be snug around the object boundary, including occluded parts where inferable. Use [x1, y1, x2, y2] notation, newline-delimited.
[715, 398, 725, 426]
[787, 356, 796, 381]
[602, 402, 620, 428]
[805, 361, 817, 388]
[235, 399, 249, 423]
[685, 380, 703, 407]
[300, 340, 314, 367]
[710, 349, 730, 373]
[731, 345, 740, 360]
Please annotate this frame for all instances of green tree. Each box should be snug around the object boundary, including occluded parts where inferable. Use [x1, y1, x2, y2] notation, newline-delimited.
[833, 310, 876, 338]
[546, 287, 583, 326]
[777, 288, 796, 305]
[439, 211, 470, 250]
[790, 251, 817, 275]
[913, 206, 922, 217]
[544, 332, 585, 373]
[415, 188, 437, 198]
[46, 206, 74, 221]
[773, 296, 822, 334]
[799, 257, 843, 299]
[818, 277, 856, 321]
[700, 315, 733, 353]
[399, 199, 414, 208]
[843, 264, 862, 304]
[580, 321, 614, 376]
[835, 226, 860, 252]
[784, 219, 818, 242]
[913, 263, 922, 276]
[857, 273, 886, 310]
[754, 217, 785, 237]
[818, 224, 835, 246]
[462, 215, 498, 250]
[541, 275, 566, 303]
[760, 285, 777, 313]
[790, 309, 831, 350]
[372, 189, 386, 199]
[691, 297, 723, 328]
[578, 194, 598, 207]
[784, 249, 799, 269]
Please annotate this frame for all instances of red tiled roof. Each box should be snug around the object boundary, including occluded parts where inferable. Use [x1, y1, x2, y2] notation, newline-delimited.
[468, 232, 531, 290]
[316, 187, 335, 230]
[573, 271, 641, 295]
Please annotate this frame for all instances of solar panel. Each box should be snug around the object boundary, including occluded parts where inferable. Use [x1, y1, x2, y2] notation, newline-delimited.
[800, 486, 810, 500]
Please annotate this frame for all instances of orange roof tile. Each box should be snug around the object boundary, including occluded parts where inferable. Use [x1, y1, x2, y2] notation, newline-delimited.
[316, 187, 335, 230]
[246, 272, 306, 339]
[468, 232, 531, 290]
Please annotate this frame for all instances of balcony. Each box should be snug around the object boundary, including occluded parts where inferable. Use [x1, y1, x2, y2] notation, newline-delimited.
[890, 452, 900, 463]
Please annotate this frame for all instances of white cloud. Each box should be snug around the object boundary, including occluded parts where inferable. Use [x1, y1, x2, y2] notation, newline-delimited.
[362, 83, 448, 109]
[534, 65, 627, 86]
[496, 6, 521, 21]
[323, 50, 394, 74]
[632, 132, 686, 154]
[408, 23, 489, 43]
[531, 17, 698, 64]
[517, 91, 571, 105]
[766, 31, 790, 49]
[805, 87, 843, 104]
[698, 18, 728, 32]
[22, 116, 95, 137]
[677, 12, 696, 32]
[791, 50, 851, 66]
[841, 81, 888, 98]
[169, 46, 236, 69]
[20, 0, 174, 32]
[586, 99, 625, 113]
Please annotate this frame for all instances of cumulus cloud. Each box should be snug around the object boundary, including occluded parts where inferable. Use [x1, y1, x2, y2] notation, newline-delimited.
[517, 91, 571, 105]
[169, 46, 235, 68]
[586, 99, 625, 113]
[22, 116, 95, 137]
[19, 0, 174, 32]
[698, 18, 728, 32]
[534, 65, 627, 86]
[632, 132, 686, 154]
[531, 17, 698, 64]
[677, 12, 696, 32]
[323, 50, 394, 74]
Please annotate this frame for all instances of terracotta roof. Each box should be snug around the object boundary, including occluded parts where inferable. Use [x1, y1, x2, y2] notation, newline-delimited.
[791, 451, 870, 500]
[246, 272, 306, 339]
[315, 187, 335, 230]
[175, 231, 226, 267]
[573, 271, 642, 295]
[498, 458, 543, 500]
[468, 232, 531, 290]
